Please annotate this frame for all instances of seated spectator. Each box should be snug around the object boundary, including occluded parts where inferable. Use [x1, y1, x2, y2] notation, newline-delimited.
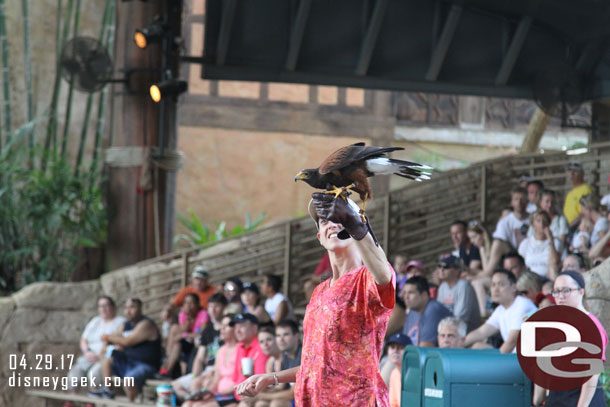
[89, 298, 161, 401]
[161, 293, 209, 377]
[516, 270, 543, 303]
[172, 293, 228, 400]
[464, 270, 537, 353]
[303, 253, 332, 302]
[534, 292, 555, 309]
[502, 251, 527, 278]
[172, 266, 216, 310]
[262, 275, 294, 325]
[466, 221, 491, 272]
[65, 296, 125, 401]
[224, 278, 245, 314]
[385, 333, 412, 407]
[533, 189, 568, 252]
[541, 279, 554, 295]
[401, 276, 452, 346]
[526, 180, 544, 214]
[518, 210, 560, 279]
[437, 316, 467, 349]
[160, 303, 178, 347]
[580, 193, 609, 249]
[241, 282, 271, 325]
[392, 254, 409, 293]
[450, 220, 482, 272]
[564, 161, 593, 228]
[232, 314, 270, 403]
[436, 253, 481, 333]
[571, 218, 592, 252]
[182, 313, 238, 407]
[588, 227, 610, 261]
[533, 271, 608, 407]
[562, 252, 587, 273]
[483, 186, 529, 278]
[386, 260, 424, 339]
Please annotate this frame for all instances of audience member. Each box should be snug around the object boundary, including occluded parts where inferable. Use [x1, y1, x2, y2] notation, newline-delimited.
[484, 186, 529, 277]
[449, 220, 482, 271]
[541, 279, 554, 295]
[571, 218, 592, 252]
[564, 161, 593, 228]
[182, 314, 238, 407]
[89, 298, 161, 401]
[533, 271, 608, 407]
[262, 275, 294, 325]
[172, 293, 229, 399]
[386, 333, 412, 407]
[516, 270, 543, 303]
[464, 270, 536, 353]
[466, 221, 491, 272]
[241, 282, 272, 325]
[502, 251, 527, 278]
[401, 276, 452, 346]
[303, 253, 332, 302]
[224, 278, 244, 314]
[437, 316, 467, 349]
[232, 314, 270, 403]
[160, 303, 177, 346]
[526, 180, 544, 214]
[392, 254, 409, 293]
[535, 189, 569, 251]
[161, 293, 209, 377]
[534, 292, 555, 309]
[435, 253, 481, 333]
[66, 296, 125, 396]
[518, 210, 560, 279]
[562, 252, 587, 273]
[172, 266, 216, 310]
[252, 320, 302, 407]
[580, 193, 608, 248]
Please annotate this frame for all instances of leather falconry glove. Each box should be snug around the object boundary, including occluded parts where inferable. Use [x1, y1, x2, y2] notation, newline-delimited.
[311, 192, 369, 240]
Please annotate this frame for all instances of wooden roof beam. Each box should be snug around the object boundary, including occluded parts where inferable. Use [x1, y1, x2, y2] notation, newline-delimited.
[495, 15, 533, 85]
[285, 0, 313, 71]
[355, 0, 390, 76]
[216, 0, 237, 66]
[425, 4, 462, 81]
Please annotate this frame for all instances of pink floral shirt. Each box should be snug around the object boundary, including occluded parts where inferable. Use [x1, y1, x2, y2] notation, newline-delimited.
[295, 265, 395, 407]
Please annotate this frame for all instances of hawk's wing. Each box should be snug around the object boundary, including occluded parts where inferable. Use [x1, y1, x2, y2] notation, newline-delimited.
[318, 142, 404, 175]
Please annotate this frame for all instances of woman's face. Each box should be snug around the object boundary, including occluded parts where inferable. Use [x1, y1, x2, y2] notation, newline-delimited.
[98, 298, 115, 320]
[220, 317, 235, 342]
[539, 194, 553, 213]
[532, 214, 547, 234]
[553, 275, 584, 307]
[224, 282, 239, 300]
[467, 230, 482, 247]
[182, 295, 199, 316]
[241, 290, 258, 307]
[258, 331, 278, 356]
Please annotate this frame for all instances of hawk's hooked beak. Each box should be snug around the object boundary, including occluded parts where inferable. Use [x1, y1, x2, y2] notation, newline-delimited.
[294, 171, 308, 182]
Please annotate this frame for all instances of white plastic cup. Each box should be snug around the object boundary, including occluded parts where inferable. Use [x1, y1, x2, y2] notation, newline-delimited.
[241, 357, 254, 376]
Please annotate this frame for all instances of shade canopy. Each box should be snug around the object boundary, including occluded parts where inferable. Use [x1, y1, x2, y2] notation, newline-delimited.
[201, 0, 610, 102]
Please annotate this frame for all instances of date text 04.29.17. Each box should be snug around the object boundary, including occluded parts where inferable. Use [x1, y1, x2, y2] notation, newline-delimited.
[9, 354, 74, 371]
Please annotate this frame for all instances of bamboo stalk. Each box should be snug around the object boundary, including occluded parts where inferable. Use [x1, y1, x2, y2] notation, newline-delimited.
[60, 0, 82, 158]
[0, 0, 12, 149]
[75, 0, 111, 175]
[89, 0, 115, 185]
[22, 0, 34, 166]
[42, 0, 74, 170]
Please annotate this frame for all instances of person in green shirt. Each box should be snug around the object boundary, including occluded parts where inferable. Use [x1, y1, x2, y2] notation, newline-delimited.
[563, 161, 593, 228]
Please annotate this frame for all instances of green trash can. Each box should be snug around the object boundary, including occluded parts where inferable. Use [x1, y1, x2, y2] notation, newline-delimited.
[422, 349, 531, 407]
[401, 347, 499, 407]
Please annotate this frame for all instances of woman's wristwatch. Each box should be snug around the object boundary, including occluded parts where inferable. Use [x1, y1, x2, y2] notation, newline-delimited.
[273, 373, 279, 386]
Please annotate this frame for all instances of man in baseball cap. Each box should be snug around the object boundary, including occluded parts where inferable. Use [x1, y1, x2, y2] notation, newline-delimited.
[386, 333, 412, 407]
[564, 160, 593, 226]
[170, 265, 216, 310]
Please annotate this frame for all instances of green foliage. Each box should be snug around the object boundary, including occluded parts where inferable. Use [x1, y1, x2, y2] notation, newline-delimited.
[174, 210, 266, 248]
[0, 139, 107, 293]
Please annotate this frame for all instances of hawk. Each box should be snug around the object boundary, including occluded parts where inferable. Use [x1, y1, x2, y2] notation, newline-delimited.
[295, 142, 431, 218]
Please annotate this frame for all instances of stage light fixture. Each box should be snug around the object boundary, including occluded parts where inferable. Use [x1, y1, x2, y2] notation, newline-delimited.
[149, 79, 187, 102]
[133, 19, 166, 49]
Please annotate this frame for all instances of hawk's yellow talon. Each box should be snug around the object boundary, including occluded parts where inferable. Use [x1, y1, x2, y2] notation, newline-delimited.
[324, 184, 355, 200]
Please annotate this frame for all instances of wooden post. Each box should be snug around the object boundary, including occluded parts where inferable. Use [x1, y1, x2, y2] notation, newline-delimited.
[181, 252, 189, 288]
[520, 107, 550, 153]
[282, 222, 292, 296]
